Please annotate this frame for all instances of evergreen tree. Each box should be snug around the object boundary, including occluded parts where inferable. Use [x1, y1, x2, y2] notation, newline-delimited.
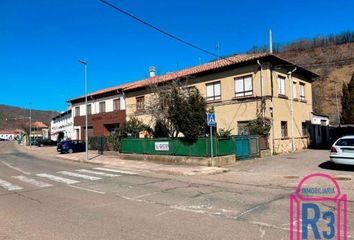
[341, 73, 354, 124]
[168, 88, 206, 141]
[153, 119, 170, 138]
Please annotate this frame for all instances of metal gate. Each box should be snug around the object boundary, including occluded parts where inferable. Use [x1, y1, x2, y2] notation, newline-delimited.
[234, 136, 250, 160]
[234, 135, 260, 160]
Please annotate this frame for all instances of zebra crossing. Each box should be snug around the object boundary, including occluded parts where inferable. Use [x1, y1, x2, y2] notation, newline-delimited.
[0, 167, 138, 192]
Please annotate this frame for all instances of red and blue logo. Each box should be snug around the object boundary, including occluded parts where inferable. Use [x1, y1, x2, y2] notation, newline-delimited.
[290, 173, 347, 239]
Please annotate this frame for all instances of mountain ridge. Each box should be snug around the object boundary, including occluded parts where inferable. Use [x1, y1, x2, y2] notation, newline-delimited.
[0, 104, 59, 130]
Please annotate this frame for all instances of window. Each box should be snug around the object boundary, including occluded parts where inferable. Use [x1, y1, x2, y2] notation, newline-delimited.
[75, 106, 80, 117]
[159, 93, 170, 110]
[87, 104, 92, 115]
[336, 138, 354, 147]
[235, 75, 253, 97]
[300, 83, 305, 101]
[206, 82, 221, 101]
[302, 122, 308, 136]
[293, 81, 297, 99]
[238, 121, 250, 135]
[99, 102, 106, 113]
[278, 76, 286, 95]
[113, 99, 120, 111]
[136, 96, 145, 111]
[281, 121, 288, 138]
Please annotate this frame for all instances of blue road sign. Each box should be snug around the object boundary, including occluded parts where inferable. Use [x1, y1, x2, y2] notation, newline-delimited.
[207, 113, 216, 127]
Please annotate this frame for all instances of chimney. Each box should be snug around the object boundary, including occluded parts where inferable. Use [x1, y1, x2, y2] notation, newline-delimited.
[269, 29, 273, 53]
[149, 66, 156, 77]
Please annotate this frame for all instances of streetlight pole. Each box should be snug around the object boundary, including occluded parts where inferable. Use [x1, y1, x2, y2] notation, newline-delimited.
[334, 82, 341, 127]
[79, 60, 88, 162]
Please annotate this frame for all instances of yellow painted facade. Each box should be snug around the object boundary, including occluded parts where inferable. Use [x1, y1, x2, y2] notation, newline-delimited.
[125, 61, 314, 154]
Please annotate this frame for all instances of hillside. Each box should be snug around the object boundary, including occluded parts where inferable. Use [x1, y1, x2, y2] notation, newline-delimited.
[278, 42, 354, 124]
[0, 104, 58, 130]
[250, 32, 354, 125]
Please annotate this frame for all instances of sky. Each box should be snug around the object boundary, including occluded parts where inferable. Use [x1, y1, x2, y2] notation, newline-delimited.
[0, 0, 353, 111]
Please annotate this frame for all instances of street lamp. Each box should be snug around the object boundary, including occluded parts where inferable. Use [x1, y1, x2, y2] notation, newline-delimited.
[334, 82, 341, 127]
[79, 60, 88, 162]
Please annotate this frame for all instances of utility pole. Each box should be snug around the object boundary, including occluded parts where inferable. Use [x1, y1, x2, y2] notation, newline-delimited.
[269, 29, 273, 53]
[334, 82, 341, 126]
[79, 60, 88, 162]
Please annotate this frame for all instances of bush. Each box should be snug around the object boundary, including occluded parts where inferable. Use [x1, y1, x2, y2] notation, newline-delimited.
[247, 115, 271, 136]
[88, 137, 97, 150]
[107, 132, 121, 152]
[153, 119, 170, 138]
[123, 117, 151, 138]
[217, 128, 233, 138]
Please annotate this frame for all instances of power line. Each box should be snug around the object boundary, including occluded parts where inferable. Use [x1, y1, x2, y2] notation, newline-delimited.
[99, 0, 235, 63]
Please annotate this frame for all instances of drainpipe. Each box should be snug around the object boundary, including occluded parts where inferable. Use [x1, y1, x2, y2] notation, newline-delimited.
[257, 60, 265, 120]
[288, 68, 297, 152]
[270, 66, 275, 154]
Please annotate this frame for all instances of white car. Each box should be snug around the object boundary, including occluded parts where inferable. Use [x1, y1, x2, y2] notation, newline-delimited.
[330, 135, 354, 165]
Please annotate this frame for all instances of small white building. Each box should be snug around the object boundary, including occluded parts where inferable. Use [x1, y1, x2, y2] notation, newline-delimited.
[309, 112, 330, 148]
[0, 130, 20, 141]
[50, 110, 73, 141]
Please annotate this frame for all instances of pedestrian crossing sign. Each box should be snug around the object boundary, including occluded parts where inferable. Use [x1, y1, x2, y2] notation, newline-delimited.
[207, 113, 216, 126]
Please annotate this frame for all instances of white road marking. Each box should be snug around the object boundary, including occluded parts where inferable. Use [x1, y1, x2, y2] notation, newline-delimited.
[12, 176, 52, 188]
[68, 185, 105, 194]
[94, 167, 138, 175]
[0, 179, 23, 191]
[259, 226, 266, 238]
[76, 169, 120, 177]
[0, 160, 31, 175]
[155, 209, 177, 217]
[235, 205, 263, 219]
[58, 171, 101, 181]
[36, 173, 80, 185]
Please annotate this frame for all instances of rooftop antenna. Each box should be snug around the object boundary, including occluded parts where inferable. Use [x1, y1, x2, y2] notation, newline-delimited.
[269, 29, 273, 53]
[215, 41, 221, 56]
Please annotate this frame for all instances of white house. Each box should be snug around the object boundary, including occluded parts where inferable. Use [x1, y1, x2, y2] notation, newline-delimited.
[0, 130, 20, 141]
[50, 110, 73, 141]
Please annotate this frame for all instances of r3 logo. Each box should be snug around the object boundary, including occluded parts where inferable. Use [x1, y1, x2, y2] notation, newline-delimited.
[302, 203, 335, 239]
[289, 173, 347, 240]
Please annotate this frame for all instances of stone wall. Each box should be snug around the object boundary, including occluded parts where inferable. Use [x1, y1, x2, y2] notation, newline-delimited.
[116, 153, 235, 167]
[273, 137, 309, 154]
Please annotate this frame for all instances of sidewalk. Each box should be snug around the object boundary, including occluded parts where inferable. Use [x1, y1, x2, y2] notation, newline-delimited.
[19, 145, 229, 176]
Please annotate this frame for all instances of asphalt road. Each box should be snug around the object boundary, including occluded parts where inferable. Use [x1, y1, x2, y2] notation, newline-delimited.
[0, 141, 353, 239]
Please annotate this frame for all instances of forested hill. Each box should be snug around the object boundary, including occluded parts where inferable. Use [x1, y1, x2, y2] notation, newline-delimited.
[0, 104, 58, 130]
[250, 31, 354, 124]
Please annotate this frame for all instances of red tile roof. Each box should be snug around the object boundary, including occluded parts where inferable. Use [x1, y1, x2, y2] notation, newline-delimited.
[68, 52, 317, 102]
[0, 130, 19, 135]
[31, 121, 48, 128]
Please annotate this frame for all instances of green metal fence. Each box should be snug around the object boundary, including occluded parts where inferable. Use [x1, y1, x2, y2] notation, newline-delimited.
[121, 137, 234, 157]
[121, 135, 264, 159]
